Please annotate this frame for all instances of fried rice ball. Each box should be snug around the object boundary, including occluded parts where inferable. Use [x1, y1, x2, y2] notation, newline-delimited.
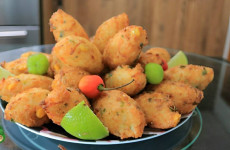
[147, 81, 204, 114]
[1, 51, 53, 77]
[104, 64, 146, 96]
[49, 9, 89, 42]
[93, 90, 146, 139]
[103, 25, 148, 69]
[52, 67, 89, 89]
[51, 35, 104, 74]
[42, 86, 90, 125]
[0, 74, 53, 102]
[4, 88, 50, 127]
[92, 13, 129, 53]
[138, 47, 171, 67]
[135, 91, 181, 129]
[164, 65, 214, 90]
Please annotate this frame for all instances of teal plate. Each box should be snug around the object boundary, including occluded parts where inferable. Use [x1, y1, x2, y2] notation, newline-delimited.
[0, 99, 193, 145]
[1, 107, 202, 150]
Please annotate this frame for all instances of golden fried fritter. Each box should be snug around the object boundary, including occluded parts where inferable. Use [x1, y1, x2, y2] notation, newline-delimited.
[4, 88, 50, 127]
[51, 35, 104, 74]
[42, 86, 90, 125]
[164, 64, 214, 90]
[147, 81, 204, 114]
[20, 51, 50, 59]
[138, 47, 171, 67]
[93, 90, 146, 139]
[92, 13, 129, 53]
[1, 51, 53, 77]
[135, 91, 181, 129]
[1, 57, 28, 75]
[103, 25, 148, 69]
[104, 64, 146, 96]
[49, 9, 89, 42]
[52, 67, 89, 89]
[0, 74, 53, 102]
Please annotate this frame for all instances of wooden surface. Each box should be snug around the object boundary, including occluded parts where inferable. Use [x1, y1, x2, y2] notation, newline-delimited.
[41, 0, 230, 58]
[229, 52, 230, 61]
[41, 0, 58, 44]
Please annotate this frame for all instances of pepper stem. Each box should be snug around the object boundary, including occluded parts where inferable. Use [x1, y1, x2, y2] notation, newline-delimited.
[98, 79, 135, 91]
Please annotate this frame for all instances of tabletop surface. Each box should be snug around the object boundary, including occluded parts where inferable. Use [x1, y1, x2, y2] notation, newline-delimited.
[0, 45, 230, 150]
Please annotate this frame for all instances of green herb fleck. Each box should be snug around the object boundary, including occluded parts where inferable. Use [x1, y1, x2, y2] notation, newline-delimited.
[60, 31, 64, 38]
[108, 73, 113, 78]
[195, 85, 199, 89]
[100, 108, 106, 116]
[148, 98, 152, 102]
[202, 67, 207, 75]
[120, 101, 125, 107]
[140, 43, 144, 49]
[75, 56, 78, 59]
[69, 39, 75, 43]
[52, 26, 56, 30]
[10, 118, 15, 122]
[121, 35, 124, 38]
[169, 106, 177, 112]
[180, 65, 186, 68]
[130, 125, 135, 132]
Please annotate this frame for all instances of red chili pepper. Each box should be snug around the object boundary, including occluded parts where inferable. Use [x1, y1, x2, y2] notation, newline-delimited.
[161, 59, 168, 71]
[79, 75, 134, 99]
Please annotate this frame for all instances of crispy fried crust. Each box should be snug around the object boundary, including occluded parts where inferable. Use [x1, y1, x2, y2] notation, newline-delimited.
[138, 47, 171, 67]
[49, 9, 89, 42]
[164, 64, 214, 90]
[93, 90, 146, 139]
[52, 67, 89, 89]
[0, 74, 53, 102]
[103, 25, 148, 69]
[51, 35, 104, 74]
[135, 91, 181, 129]
[147, 81, 204, 114]
[1, 51, 53, 77]
[4, 88, 50, 127]
[42, 86, 90, 125]
[104, 64, 146, 96]
[93, 13, 129, 53]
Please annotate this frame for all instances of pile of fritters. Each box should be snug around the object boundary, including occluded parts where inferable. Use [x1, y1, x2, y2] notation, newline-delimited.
[0, 9, 214, 140]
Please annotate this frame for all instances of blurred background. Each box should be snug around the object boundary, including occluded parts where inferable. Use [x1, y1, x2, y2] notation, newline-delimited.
[0, 0, 229, 61]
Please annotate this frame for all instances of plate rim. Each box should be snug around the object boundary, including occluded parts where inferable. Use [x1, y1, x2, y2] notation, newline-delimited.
[1, 99, 193, 145]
